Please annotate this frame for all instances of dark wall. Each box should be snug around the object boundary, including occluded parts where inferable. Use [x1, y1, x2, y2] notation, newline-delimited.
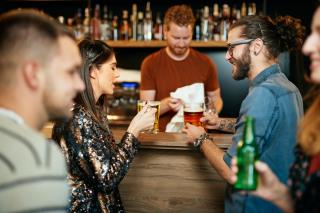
[265, 0, 317, 29]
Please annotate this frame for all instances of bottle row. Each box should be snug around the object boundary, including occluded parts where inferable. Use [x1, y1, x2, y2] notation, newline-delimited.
[58, 1, 260, 42]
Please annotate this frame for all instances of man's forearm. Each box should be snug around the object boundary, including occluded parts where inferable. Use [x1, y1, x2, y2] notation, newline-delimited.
[217, 118, 236, 133]
[160, 98, 171, 115]
[215, 96, 223, 113]
[200, 139, 232, 182]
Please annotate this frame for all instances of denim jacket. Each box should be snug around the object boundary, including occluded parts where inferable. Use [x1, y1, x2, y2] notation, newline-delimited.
[224, 64, 304, 213]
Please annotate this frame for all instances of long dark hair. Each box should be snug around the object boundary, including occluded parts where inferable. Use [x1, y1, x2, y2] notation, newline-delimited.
[52, 39, 114, 141]
[230, 15, 305, 60]
[76, 39, 115, 126]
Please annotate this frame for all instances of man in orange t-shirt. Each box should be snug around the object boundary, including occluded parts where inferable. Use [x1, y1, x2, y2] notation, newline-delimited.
[140, 5, 223, 132]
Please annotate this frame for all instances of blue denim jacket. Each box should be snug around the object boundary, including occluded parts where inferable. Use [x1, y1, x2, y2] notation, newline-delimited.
[223, 64, 304, 213]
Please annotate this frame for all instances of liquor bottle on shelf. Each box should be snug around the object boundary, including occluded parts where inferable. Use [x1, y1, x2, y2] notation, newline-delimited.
[112, 15, 119, 40]
[194, 9, 201, 41]
[144, 1, 153, 40]
[91, 4, 101, 40]
[230, 5, 238, 25]
[212, 3, 220, 41]
[201, 6, 210, 41]
[83, 7, 91, 38]
[153, 12, 163, 40]
[220, 4, 230, 41]
[66, 18, 74, 34]
[248, 3, 257, 16]
[73, 8, 84, 40]
[100, 5, 112, 40]
[131, 4, 138, 40]
[241, 2, 247, 18]
[234, 116, 259, 191]
[252, 3, 257, 15]
[120, 10, 130, 40]
[137, 12, 144, 40]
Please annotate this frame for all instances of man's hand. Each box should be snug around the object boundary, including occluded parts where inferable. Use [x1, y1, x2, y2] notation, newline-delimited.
[168, 98, 182, 112]
[201, 113, 220, 129]
[182, 123, 206, 143]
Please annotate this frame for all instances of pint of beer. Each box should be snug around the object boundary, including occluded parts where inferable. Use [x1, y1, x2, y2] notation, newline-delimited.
[183, 102, 204, 127]
[137, 100, 160, 133]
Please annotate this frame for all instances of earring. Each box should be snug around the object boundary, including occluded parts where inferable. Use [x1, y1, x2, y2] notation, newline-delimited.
[254, 51, 258, 56]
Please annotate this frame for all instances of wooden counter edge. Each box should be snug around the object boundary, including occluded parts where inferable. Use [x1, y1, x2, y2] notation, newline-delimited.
[42, 122, 232, 150]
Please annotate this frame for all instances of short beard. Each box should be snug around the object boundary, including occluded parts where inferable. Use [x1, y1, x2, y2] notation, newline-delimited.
[232, 47, 251, 80]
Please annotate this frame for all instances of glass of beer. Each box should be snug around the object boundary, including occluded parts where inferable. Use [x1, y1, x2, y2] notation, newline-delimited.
[183, 102, 204, 127]
[137, 100, 161, 133]
[204, 96, 218, 117]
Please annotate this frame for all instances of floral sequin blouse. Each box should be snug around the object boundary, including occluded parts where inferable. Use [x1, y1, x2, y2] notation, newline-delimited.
[52, 105, 139, 213]
[288, 146, 320, 213]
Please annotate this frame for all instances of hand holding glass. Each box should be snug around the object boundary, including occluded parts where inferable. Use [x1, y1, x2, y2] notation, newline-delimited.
[137, 100, 160, 133]
[183, 102, 204, 127]
[204, 96, 218, 116]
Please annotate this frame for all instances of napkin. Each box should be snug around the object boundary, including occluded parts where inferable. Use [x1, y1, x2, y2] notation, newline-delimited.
[165, 83, 205, 132]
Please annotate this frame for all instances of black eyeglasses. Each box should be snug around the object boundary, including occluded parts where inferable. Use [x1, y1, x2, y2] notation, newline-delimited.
[227, 39, 254, 56]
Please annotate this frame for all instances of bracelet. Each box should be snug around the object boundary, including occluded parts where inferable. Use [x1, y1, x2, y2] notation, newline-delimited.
[193, 133, 211, 150]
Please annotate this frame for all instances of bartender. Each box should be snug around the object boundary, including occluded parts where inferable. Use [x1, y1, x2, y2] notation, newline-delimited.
[140, 4, 223, 132]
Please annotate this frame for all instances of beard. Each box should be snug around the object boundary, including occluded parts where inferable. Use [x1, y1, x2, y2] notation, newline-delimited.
[168, 45, 188, 56]
[231, 47, 251, 80]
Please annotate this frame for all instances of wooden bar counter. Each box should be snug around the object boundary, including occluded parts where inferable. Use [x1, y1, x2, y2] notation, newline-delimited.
[42, 123, 233, 213]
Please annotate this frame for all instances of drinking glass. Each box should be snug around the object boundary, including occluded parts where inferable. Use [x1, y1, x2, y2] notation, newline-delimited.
[183, 102, 204, 127]
[137, 100, 160, 133]
[204, 96, 217, 117]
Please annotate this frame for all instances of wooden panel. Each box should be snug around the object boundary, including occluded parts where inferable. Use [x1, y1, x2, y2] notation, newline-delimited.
[120, 148, 225, 213]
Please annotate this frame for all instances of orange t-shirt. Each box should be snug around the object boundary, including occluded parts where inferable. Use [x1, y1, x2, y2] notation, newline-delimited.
[140, 48, 220, 132]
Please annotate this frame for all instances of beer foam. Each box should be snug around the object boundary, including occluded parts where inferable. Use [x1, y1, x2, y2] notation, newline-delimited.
[184, 107, 203, 113]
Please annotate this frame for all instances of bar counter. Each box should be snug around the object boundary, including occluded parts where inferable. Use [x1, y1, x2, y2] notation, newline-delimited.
[42, 123, 233, 213]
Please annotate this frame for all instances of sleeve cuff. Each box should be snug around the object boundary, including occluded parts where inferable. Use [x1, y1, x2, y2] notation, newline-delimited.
[223, 152, 233, 167]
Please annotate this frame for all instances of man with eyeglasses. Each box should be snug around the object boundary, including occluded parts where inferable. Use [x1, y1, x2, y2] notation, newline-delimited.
[183, 15, 305, 213]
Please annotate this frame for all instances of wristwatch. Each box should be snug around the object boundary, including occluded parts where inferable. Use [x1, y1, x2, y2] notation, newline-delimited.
[193, 133, 211, 150]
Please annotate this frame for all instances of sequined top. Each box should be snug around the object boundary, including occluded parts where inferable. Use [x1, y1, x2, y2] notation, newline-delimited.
[288, 147, 320, 213]
[52, 104, 139, 213]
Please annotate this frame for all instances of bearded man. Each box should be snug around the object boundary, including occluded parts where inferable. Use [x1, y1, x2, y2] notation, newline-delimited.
[183, 15, 305, 213]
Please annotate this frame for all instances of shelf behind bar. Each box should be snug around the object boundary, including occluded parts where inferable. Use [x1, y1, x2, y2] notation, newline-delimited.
[105, 40, 227, 48]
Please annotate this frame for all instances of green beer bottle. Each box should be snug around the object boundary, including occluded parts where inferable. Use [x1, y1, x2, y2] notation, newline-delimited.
[234, 116, 259, 190]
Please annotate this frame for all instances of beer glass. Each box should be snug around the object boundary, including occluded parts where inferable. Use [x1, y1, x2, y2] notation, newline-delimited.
[183, 102, 204, 127]
[137, 100, 160, 133]
[204, 96, 218, 117]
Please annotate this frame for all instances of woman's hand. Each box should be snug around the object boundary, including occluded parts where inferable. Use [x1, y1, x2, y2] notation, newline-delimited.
[182, 123, 206, 144]
[230, 158, 281, 200]
[127, 105, 156, 137]
[230, 158, 293, 212]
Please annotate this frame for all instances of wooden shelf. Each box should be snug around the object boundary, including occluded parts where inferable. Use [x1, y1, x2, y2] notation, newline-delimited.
[105, 40, 227, 48]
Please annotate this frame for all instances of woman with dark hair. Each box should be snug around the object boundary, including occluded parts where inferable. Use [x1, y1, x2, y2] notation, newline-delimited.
[230, 6, 320, 213]
[52, 39, 156, 212]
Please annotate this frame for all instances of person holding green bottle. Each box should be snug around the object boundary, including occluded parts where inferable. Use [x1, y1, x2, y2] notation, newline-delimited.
[230, 4, 320, 213]
[183, 14, 305, 213]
